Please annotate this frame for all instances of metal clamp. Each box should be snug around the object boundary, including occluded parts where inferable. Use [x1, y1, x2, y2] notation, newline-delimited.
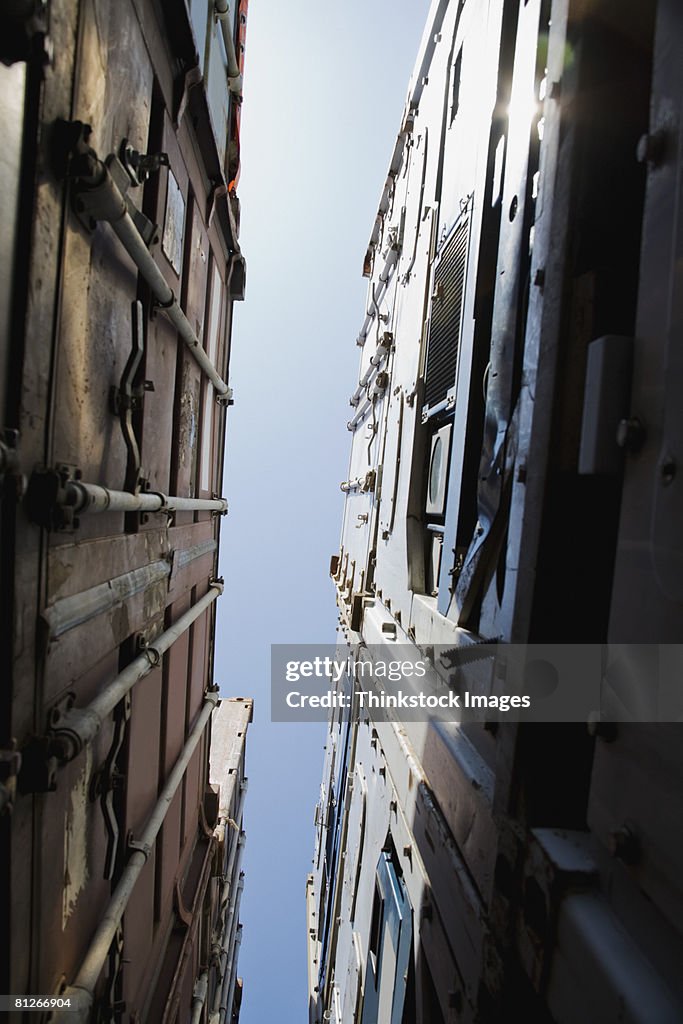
[48, 706, 101, 766]
[127, 834, 153, 861]
[153, 289, 177, 311]
[215, 387, 235, 407]
[141, 644, 162, 668]
[119, 138, 169, 187]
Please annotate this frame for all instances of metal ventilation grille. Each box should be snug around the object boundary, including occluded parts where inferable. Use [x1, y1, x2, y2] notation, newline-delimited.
[424, 217, 469, 410]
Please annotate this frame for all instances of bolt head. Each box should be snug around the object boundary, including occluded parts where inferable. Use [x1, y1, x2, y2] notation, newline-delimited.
[608, 823, 640, 864]
[616, 417, 645, 452]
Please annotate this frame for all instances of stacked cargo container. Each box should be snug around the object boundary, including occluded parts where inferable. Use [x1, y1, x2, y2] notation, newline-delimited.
[0, 1, 251, 1020]
[309, 0, 683, 1021]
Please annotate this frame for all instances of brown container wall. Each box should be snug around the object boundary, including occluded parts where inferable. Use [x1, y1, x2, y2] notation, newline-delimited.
[1, 0, 251, 1017]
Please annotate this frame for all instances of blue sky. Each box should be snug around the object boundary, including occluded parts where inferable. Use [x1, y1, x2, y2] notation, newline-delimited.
[216, 2, 430, 1018]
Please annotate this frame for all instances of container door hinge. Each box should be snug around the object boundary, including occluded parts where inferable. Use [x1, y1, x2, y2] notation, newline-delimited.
[25, 463, 82, 530]
[19, 691, 77, 793]
[56, 121, 161, 245]
[119, 137, 169, 187]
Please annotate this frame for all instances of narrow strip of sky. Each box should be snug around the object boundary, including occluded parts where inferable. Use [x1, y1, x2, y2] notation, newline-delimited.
[217, 3, 430, 1019]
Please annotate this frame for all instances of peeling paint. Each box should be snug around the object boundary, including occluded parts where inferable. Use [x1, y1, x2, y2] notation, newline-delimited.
[62, 747, 91, 930]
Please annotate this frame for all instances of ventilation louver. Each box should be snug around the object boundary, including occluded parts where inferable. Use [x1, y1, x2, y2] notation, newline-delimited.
[424, 216, 469, 411]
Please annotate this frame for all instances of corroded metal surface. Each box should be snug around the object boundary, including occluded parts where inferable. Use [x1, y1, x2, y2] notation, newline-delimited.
[1, 0, 249, 1018]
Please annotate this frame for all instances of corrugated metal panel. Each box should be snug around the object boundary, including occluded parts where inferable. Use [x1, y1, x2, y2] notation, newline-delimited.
[0, 0, 250, 1016]
[424, 215, 469, 410]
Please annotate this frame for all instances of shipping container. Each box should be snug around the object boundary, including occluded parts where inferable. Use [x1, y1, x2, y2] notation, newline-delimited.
[309, 1, 683, 1021]
[0, 1, 251, 1021]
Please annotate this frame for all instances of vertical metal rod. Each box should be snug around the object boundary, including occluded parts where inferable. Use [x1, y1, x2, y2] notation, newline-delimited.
[214, 0, 243, 95]
[50, 584, 223, 764]
[356, 245, 400, 346]
[190, 970, 209, 1024]
[62, 480, 228, 515]
[217, 873, 245, 1024]
[109, 209, 231, 396]
[74, 155, 231, 396]
[223, 922, 243, 1023]
[53, 693, 220, 1022]
[223, 780, 248, 893]
[210, 833, 246, 1019]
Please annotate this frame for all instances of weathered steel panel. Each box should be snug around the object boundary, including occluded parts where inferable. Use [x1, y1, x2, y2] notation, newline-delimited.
[1, 0, 250, 1014]
[36, 689, 117, 992]
[140, 109, 192, 493]
[125, 667, 163, 834]
[312, 1, 683, 1022]
[164, 594, 193, 773]
[157, 790, 184, 924]
[188, 597, 210, 722]
[121, 851, 157, 1009]
[174, 199, 209, 501]
[182, 745, 203, 848]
